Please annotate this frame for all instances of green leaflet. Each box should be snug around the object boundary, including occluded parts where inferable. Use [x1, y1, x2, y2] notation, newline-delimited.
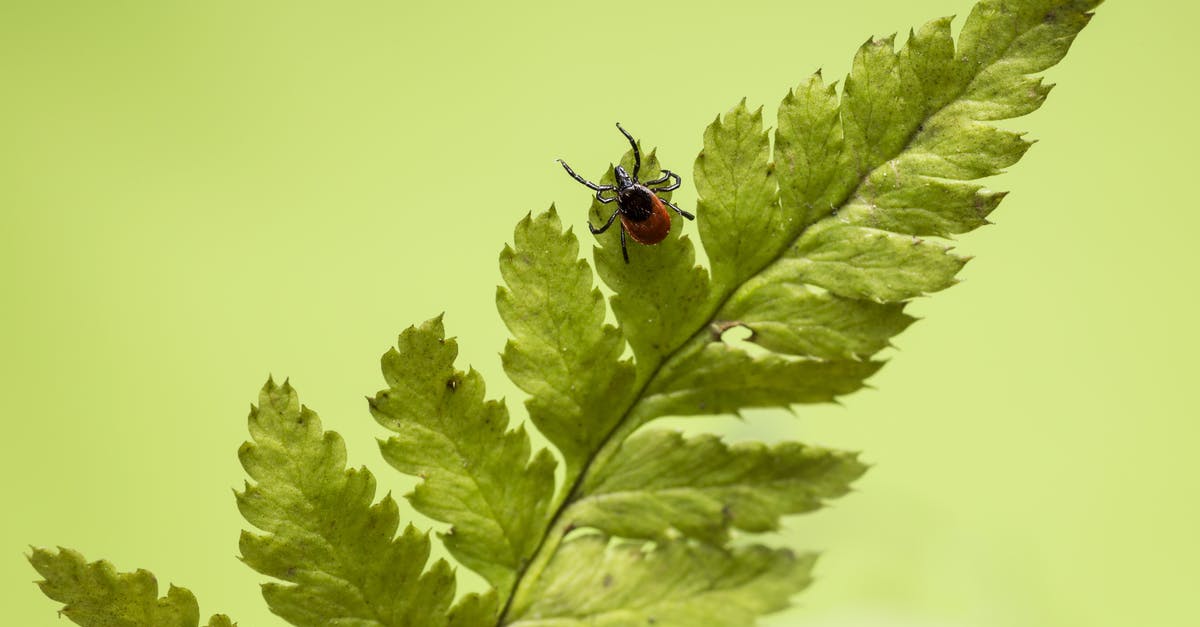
[370, 318, 556, 599]
[768, 221, 968, 303]
[775, 71, 857, 234]
[238, 378, 473, 627]
[508, 536, 813, 627]
[571, 431, 866, 543]
[719, 281, 914, 359]
[28, 547, 233, 627]
[694, 101, 780, 294]
[842, 34, 917, 176]
[498, 208, 635, 478]
[635, 342, 882, 422]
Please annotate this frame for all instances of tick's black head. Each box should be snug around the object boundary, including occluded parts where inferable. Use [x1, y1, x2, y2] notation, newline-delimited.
[613, 165, 635, 190]
[615, 183, 657, 222]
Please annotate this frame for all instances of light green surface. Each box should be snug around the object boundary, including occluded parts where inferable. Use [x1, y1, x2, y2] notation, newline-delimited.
[1, 1, 1195, 626]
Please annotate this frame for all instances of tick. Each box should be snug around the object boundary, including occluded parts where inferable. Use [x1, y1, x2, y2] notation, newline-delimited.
[558, 123, 695, 263]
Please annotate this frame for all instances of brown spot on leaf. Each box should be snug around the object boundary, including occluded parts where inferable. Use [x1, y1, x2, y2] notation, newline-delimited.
[709, 320, 750, 341]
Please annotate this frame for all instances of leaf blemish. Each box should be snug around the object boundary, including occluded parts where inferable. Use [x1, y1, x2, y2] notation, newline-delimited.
[709, 320, 749, 341]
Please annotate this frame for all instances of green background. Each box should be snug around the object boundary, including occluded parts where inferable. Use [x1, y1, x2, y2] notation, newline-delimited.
[2, 1, 1195, 625]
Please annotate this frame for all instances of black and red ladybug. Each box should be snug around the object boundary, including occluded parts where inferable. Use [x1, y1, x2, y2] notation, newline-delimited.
[558, 123, 694, 263]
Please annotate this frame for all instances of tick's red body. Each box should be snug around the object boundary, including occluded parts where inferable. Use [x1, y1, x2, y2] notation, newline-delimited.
[558, 123, 694, 263]
[617, 184, 672, 245]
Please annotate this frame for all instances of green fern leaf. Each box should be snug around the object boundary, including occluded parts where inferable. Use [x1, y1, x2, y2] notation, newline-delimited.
[508, 536, 813, 627]
[571, 431, 866, 543]
[767, 220, 968, 302]
[238, 378, 463, 626]
[501, 1, 1102, 623]
[498, 209, 635, 478]
[28, 547, 233, 627]
[369, 317, 557, 599]
[718, 282, 915, 359]
[635, 344, 882, 422]
[27, 2, 1104, 625]
[694, 101, 780, 294]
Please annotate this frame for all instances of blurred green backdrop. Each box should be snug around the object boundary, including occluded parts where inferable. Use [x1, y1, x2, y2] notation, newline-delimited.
[2, 1, 1195, 625]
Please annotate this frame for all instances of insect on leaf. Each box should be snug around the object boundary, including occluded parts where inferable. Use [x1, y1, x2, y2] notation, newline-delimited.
[588, 147, 711, 376]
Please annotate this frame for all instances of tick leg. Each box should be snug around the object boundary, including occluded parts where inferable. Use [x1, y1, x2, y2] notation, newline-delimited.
[559, 159, 614, 192]
[643, 172, 669, 186]
[595, 188, 617, 204]
[589, 207, 621, 235]
[620, 224, 630, 263]
[660, 196, 695, 220]
[648, 169, 681, 192]
[616, 123, 641, 180]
